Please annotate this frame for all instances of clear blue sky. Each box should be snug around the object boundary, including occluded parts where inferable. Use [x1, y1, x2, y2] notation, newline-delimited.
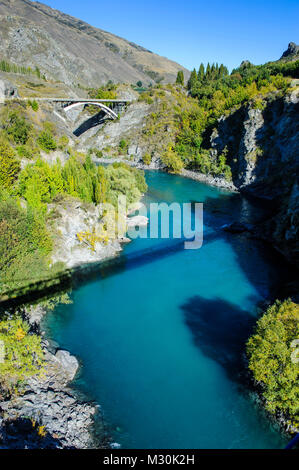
[39, 0, 299, 71]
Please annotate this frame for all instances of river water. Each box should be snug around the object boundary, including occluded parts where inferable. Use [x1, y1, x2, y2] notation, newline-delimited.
[44, 171, 290, 449]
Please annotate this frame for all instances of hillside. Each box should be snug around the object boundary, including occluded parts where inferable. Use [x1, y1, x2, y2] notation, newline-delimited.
[0, 0, 189, 87]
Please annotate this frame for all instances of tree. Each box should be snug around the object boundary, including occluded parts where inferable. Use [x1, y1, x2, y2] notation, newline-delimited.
[211, 63, 216, 79]
[176, 71, 184, 86]
[206, 62, 211, 79]
[106, 166, 141, 206]
[0, 317, 44, 395]
[3, 110, 32, 145]
[161, 145, 183, 174]
[198, 63, 205, 81]
[37, 130, 57, 152]
[17, 159, 64, 211]
[94, 166, 108, 204]
[247, 299, 299, 429]
[142, 153, 152, 165]
[136, 81, 143, 87]
[187, 69, 198, 91]
[0, 195, 52, 296]
[0, 138, 20, 189]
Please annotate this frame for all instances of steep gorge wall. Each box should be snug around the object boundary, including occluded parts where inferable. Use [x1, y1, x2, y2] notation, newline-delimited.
[210, 88, 299, 264]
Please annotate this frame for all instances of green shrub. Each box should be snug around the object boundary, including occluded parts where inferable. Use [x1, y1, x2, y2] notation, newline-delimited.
[247, 299, 299, 429]
[0, 195, 53, 294]
[94, 149, 103, 158]
[28, 100, 39, 112]
[37, 130, 57, 152]
[142, 153, 152, 165]
[88, 84, 117, 100]
[0, 138, 20, 189]
[17, 159, 63, 211]
[119, 139, 129, 153]
[161, 146, 183, 174]
[16, 145, 32, 159]
[58, 135, 69, 150]
[0, 317, 44, 395]
[2, 110, 32, 145]
[106, 164, 144, 206]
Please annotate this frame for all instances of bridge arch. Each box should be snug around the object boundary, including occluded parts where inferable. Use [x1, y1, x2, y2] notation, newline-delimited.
[63, 101, 118, 119]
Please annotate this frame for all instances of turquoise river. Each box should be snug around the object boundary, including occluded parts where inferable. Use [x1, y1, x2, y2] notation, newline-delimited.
[44, 171, 292, 449]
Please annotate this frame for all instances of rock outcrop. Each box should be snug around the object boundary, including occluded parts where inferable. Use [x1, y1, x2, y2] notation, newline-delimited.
[0, 78, 18, 102]
[280, 42, 299, 60]
[210, 88, 299, 264]
[49, 198, 124, 269]
[0, 340, 102, 449]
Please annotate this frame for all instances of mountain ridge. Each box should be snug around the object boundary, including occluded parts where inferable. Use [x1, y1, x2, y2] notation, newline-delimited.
[0, 0, 190, 87]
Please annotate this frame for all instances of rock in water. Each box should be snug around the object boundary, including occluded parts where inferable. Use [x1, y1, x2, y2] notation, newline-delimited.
[127, 215, 149, 227]
[55, 350, 79, 381]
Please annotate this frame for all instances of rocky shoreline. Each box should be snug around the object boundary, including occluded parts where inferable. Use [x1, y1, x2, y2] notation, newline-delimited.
[0, 303, 110, 449]
[180, 168, 237, 191]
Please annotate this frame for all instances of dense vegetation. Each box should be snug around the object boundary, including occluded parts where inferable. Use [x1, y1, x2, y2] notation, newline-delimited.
[88, 81, 117, 100]
[247, 299, 299, 430]
[140, 58, 296, 176]
[16, 156, 146, 210]
[0, 316, 44, 397]
[0, 101, 147, 296]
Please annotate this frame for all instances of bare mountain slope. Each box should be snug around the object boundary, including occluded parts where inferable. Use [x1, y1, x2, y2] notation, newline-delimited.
[0, 0, 189, 86]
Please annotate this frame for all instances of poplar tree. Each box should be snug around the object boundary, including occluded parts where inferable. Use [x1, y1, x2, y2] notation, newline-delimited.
[176, 71, 184, 86]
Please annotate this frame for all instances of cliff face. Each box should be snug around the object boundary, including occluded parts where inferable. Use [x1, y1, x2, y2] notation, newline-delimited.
[0, 0, 189, 87]
[280, 42, 299, 60]
[210, 88, 299, 264]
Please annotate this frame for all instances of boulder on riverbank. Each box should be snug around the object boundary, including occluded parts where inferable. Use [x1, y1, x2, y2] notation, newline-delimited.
[0, 347, 101, 449]
[55, 350, 79, 382]
[126, 215, 149, 227]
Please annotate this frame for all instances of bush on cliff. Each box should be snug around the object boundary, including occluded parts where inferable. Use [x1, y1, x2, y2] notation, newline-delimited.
[0, 194, 53, 294]
[0, 317, 44, 396]
[161, 146, 183, 174]
[37, 130, 57, 152]
[105, 164, 142, 206]
[1, 108, 32, 145]
[0, 138, 20, 189]
[247, 299, 299, 429]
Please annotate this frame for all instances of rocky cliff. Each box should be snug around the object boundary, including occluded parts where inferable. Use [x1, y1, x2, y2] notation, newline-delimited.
[210, 88, 299, 264]
[280, 42, 299, 60]
[0, 0, 189, 87]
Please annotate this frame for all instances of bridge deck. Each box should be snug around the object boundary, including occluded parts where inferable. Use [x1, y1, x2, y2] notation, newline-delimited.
[19, 97, 131, 103]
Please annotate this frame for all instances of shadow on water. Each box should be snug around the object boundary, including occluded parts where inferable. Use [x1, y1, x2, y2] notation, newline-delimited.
[180, 296, 256, 384]
[198, 191, 299, 301]
[0, 232, 221, 311]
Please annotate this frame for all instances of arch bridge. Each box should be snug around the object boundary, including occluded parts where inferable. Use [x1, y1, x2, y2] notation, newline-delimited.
[23, 97, 131, 120]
